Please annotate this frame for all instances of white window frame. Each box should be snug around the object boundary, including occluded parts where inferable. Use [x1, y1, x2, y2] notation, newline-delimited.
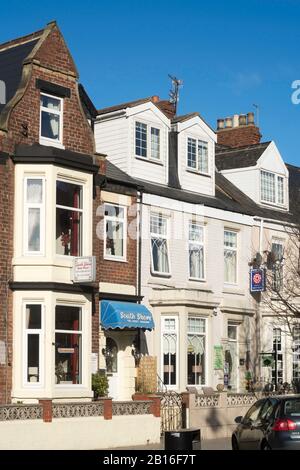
[56, 178, 84, 257]
[23, 176, 45, 256]
[186, 136, 209, 175]
[161, 315, 179, 389]
[40, 92, 63, 147]
[135, 120, 161, 161]
[224, 229, 238, 285]
[272, 327, 283, 384]
[103, 203, 127, 262]
[188, 222, 205, 281]
[260, 170, 286, 207]
[23, 302, 44, 388]
[54, 303, 83, 388]
[150, 213, 171, 276]
[271, 238, 284, 292]
[187, 316, 207, 386]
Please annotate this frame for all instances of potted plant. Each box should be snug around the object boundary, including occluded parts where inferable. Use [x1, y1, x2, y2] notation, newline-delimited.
[92, 372, 109, 399]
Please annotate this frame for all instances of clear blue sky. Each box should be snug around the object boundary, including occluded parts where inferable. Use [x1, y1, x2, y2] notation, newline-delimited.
[1, 0, 300, 166]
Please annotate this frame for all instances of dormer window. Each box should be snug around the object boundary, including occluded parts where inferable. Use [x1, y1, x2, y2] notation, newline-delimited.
[135, 121, 160, 160]
[40, 93, 63, 146]
[187, 137, 208, 174]
[260, 170, 285, 206]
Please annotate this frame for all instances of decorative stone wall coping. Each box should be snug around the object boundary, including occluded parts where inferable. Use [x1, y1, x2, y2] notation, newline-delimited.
[0, 404, 43, 421]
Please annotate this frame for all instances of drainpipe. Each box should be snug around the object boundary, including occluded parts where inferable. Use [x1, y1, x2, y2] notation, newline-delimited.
[259, 218, 264, 255]
[137, 187, 144, 355]
[137, 186, 143, 303]
[256, 218, 265, 383]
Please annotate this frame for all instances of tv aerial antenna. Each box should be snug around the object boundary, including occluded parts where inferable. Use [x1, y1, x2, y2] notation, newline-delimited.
[253, 103, 259, 127]
[168, 74, 183, 115]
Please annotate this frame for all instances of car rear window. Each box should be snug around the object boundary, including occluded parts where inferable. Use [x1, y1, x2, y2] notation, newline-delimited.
[284, 399, 300, 416]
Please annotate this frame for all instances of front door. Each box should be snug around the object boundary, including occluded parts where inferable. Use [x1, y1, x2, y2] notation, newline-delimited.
[106, 337, 118, 400]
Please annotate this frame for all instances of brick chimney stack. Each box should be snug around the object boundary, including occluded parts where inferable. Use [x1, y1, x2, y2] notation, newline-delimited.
[216, 112, 261, 148]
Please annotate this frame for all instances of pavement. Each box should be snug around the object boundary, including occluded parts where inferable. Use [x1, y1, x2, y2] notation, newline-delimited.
[115, 437, 231, 451]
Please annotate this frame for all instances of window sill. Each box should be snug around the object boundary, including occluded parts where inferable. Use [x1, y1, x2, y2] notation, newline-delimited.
[104, 256, 128, 263]
[135, 156, 164, 166]
[186, 168, 211, 178]
[150, 271, 172, 278]
[39, 138, 65, 150]
[259, 200, 288, 211]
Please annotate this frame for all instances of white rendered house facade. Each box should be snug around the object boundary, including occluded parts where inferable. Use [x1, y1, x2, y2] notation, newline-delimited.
[95, 99, 258, 392]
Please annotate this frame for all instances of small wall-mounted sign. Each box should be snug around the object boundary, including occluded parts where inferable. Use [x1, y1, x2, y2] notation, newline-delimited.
[73, 256, 96, 283]
[239, 358, 245, 366]
[213, 345, 224, 370]
[250, 268, 266, 292]
[57, 347, 75, 354]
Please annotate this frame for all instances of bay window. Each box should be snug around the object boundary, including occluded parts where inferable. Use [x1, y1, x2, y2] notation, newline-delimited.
[150, 213, 170, 275]
[55, 306, 82, 385]
[104, 203, 126, 260]
[135, 121, 160, 160]
[224, 230, 238, 284]
[162, 317, 178, 387]
[261, 170, 285, 206]
[40, 93, 63, 145]
[189, 222, 205, 280]
[187, 317, 206, 385]
[24, 304, 43, 385]
[24, 177, 44, 255]
[56, 180, 83, 256]
[187, 137, 209, 174]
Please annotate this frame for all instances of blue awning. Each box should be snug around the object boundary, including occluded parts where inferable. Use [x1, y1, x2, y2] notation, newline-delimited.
[100, 300, 155, 330]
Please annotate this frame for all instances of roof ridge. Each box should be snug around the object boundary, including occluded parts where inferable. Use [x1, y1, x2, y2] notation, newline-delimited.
[97, 96, 154, 114]
[0, 28, 44, 52]
[216, 141, 271, 154]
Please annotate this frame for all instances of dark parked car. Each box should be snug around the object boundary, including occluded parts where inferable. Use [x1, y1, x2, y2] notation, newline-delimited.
[232, 395, 300, 450]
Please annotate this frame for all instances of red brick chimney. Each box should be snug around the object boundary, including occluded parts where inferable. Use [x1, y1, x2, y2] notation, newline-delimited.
[149, 96, 176, 119]
[216, 112, 261, 148]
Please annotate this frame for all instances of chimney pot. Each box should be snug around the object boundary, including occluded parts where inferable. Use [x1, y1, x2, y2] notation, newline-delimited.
[239, 114, 247, 126]
[151, 95, 160, 103]
[217, 118, 225, 130]
[247, 112, 255, 125]
[225, 117, 233, 128]
[233, 114, 239, 128]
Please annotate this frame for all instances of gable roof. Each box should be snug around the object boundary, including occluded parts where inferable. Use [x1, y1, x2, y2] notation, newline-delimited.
[104, 160, 297, 224]
[0, 32, 42, 113]
[97, 97, 154, 116]
[287, 163, 300, 215]
[172, 112, 199, 124]
[215, 141, 271, 171]
[97, 96, 176, 119]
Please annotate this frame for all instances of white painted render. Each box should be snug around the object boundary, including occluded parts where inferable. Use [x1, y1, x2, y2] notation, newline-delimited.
[174, 115, 217, 196]
[0, 415, 161, 449]
[140, 193, 256, 392]
[95, 102, 170, 185]
[220, 141, 289, 210]
[12, 290, 93, 402]
[13, 164, 93, 284]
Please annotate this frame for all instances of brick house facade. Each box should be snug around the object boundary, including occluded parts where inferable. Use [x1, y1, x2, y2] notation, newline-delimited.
[0, 22, 105, 403]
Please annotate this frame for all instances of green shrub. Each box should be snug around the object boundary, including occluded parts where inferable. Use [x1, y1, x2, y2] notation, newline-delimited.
[92, 373, 109, 398]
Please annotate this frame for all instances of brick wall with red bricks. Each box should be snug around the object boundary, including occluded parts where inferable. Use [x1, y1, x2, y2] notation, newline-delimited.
[94, 184, 138, 291]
